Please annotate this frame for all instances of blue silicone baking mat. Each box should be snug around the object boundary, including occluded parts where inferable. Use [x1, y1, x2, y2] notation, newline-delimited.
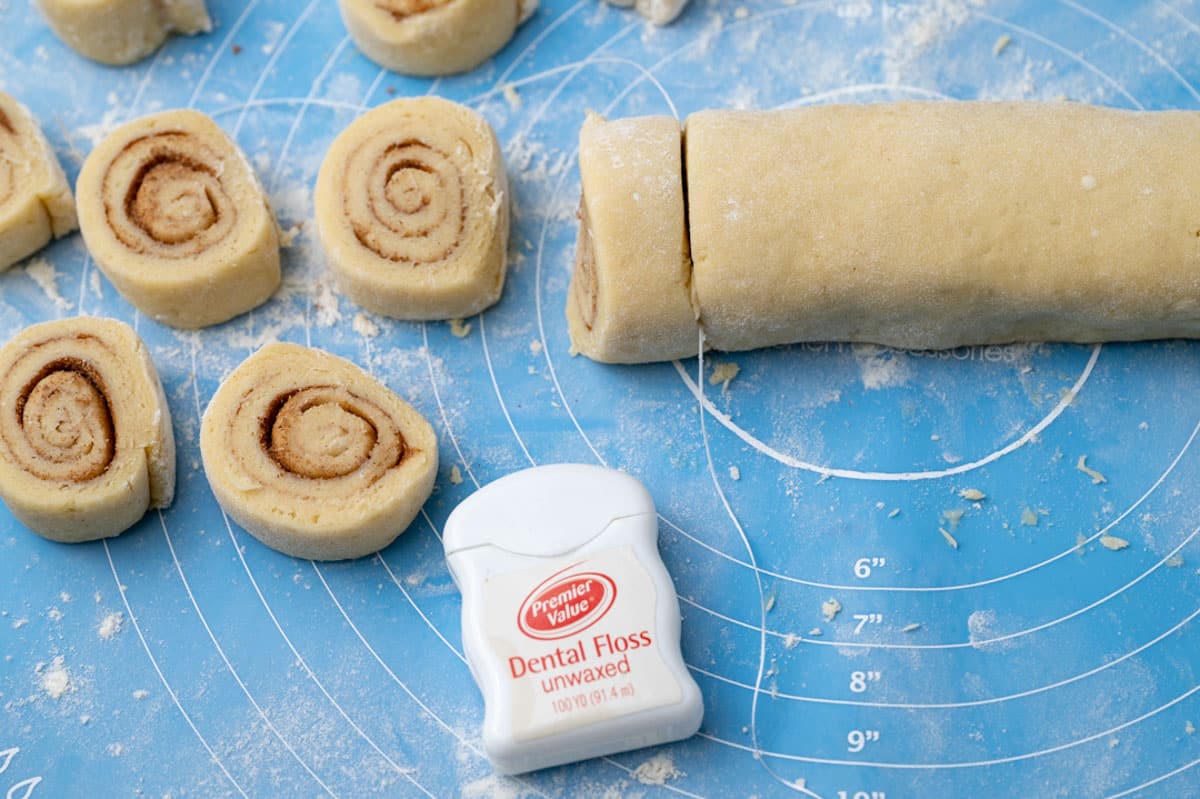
[2, 0, 1199, 796]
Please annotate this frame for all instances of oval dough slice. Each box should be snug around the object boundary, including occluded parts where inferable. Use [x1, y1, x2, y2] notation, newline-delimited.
[76, 109, 281, 329]
[35, 0, 211, 66]
[0, 91, 78, 272]
[566, 113, 698, 363]
[315, 96, 509, 320]
[338, 0, 534, 76]
[200, 342, 438, 561]
[0, 317, 175, 543]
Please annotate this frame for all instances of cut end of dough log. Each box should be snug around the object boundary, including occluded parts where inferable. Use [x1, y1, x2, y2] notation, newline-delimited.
[566, 113, 700, 364]
[0, 91, 78, 272]
[315, 96, 509, 321]
[200, 342, 438, 561]
[76, 109, 281, 329]
[338, 0, 530, 76]
[35, 0, 211, 65]
[0, 317, 175, 543]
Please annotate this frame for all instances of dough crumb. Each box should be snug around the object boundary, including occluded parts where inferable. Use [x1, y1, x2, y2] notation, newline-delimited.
[529, 339, 543, 355]
[98, 612, 125, 640]
[503, 83, 522, 110]
[352, 313, 380, 339]
[729, 465, 740, 481]
[821, 598, 841, 622]
[48, 608, 62, 621]
[888, 508, 901, 518]
[782, 632, 800, 649]
[449, 318, 472, 338]
[959, 488, 986, 501]
[943, 508, 965, 530]
[278, 223, 303, 248]
[449, 465, 464, 485]
[1020, 508, 1039, 527]
[808, 628, 823, 636]
[11, 617, 27, 630]
[1186, 720, 1196, 735]
[132, 689, 149, 700]
[633, 753, 683, 785]
[1076, 455, 1107, 484]
[940, 527, 959, 550]
[708, 362, 740, 391]
[902, 623, 921, 633]
[992, 33, 1012, 56]
[1099, 535, 1130, 551]
[764, 592, 776, 613]
[1166, 555, 1185, 568]
[39, 656, 72, 699]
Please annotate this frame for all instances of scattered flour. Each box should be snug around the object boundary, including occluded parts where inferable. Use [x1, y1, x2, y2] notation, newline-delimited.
[853, 345, 910, 390]
[25, 258, 72, 311]
[449, 465, 465, 485]
[313, 281, 342, 328]
[352, 312, 380, 339]
[632, 752, 683, 785]
[98, 611, 124, 639]
[461, 775, 526, 799]
[39, 656, 72, 699]
[132, 689, 149, 700]
[967, 609, 1014, 651]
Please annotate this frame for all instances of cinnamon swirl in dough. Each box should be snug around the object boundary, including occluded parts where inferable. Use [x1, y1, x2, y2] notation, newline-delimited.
[315, 97, 509, 320]
[35, 0, 211, 66]
[0, 317, 175, 542]
[338, 0, 536, 76]
[76, 110, 281, 329]
[0, 91, 77, 272]
[200, 343, 438, 561]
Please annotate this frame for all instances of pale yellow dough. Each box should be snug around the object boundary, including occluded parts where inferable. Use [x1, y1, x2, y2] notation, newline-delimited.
[36, 0, 211, 65]
[566, 113, 697, 364]
[0, 91, 77, 272]
[315, 97, 509, 321]
[338, 0, 536, 77]
[200, 343, 439, 561]
[76, 110, 281, 329]
[0, 317, 175, 543]
[568, 101, 1200, 362]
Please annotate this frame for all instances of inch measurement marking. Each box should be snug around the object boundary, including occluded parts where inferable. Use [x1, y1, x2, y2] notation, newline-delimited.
[847, 729, 881, 753]
[837, 792, 887, 799]
[852, 613, 884, 634]
[853, 557, 887, 579]
[849, 671, 882, 693]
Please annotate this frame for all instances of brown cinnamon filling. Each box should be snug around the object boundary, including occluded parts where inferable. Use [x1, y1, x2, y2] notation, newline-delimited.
[0, 108, 13, 134]
[126, 156, 219, 245]
[573, 198, 598, 330]
[261, 386, 407, 482]
[375, 0, 453, 19]
[15, 357, 115, 482]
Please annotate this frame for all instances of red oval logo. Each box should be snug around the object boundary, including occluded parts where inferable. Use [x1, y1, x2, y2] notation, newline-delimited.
[517, 570, 617, 641]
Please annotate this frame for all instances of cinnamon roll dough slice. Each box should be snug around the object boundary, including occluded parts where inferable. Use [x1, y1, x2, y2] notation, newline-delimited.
[35, 0, 211, 66]
[566, 113, 698, 363]
[0, 317, 175, 543]
[338, 0, 536, 77]
[76, 110, 281, 329]
[315, 97, 509, 320]
[200, 343, 438, 561]
[0, 91, 78, 272]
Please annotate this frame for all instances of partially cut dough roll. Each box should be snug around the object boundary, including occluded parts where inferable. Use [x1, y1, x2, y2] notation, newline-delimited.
[315, 96, 509, 320]
[0, 91, 77, 272]
[338, 0, 535, 77]
[35, 0, 211, 66]
[566, 113, 697, 363]
[0, 317, 175, 543]
[687, 102, 1200, 351]
[76, 110, 281, 329]
[200, 343, 438, 561]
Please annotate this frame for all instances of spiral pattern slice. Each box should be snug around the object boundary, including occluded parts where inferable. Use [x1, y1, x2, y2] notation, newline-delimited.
[76, 110, 280, 329]
[0, 91, 77, 272]
[337, 0, 533, 76]
[200, 343, 438, 561]
[0, 318, 175, 543]
[315, 97, 509, 321]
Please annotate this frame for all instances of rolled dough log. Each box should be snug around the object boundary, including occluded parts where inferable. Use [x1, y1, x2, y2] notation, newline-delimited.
[0, 317, 175, 542]
[315, 97, 509, 320]
[338, 0, 536, 77]
[0, 91, 77, 272]
[567, 113, 697, 364]
[76, 109, 281, 329]
[35, 0, 211, 66]
[200, 343, 438, 561]
[687, 102, 1200, 352]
